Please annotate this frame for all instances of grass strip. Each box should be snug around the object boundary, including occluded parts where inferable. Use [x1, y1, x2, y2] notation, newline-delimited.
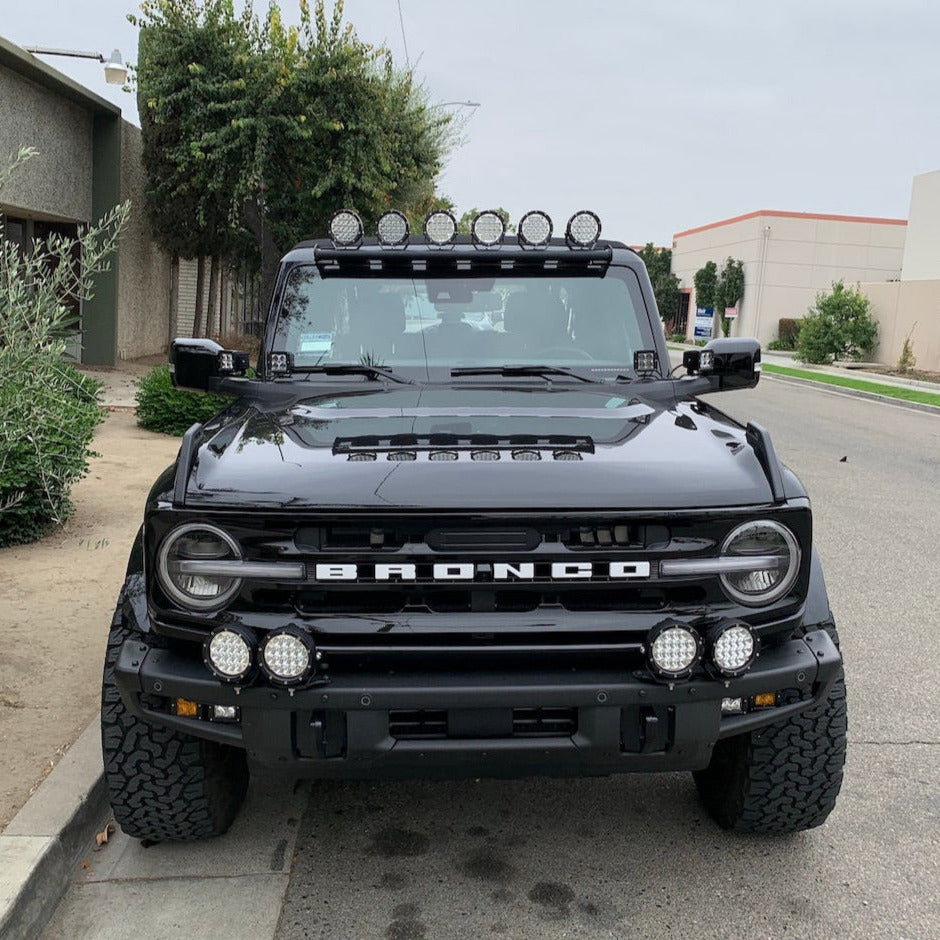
[762, 362, 940, 408]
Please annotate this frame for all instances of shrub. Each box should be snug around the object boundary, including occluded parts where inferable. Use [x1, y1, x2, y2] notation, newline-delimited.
[797, 281, 878, 365]
[777, 318, 802, 349]
[766, 339, 791, 351]
[897, 327, 916, 374]
[136, 365, 231, 435]
[0, 146, 127, 547]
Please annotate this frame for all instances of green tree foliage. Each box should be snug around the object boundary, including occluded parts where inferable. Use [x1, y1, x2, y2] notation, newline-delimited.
[797, 281, 878, 364]
[714, 257, 745, 335]
[693, 260, 718, 310]
[0, 149, 128, 547]
[636, 244, 680, 323]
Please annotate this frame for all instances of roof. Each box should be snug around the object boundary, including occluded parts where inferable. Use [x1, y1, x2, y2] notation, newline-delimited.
[673, 209, 907, 241]
[0, 34, 120, 116]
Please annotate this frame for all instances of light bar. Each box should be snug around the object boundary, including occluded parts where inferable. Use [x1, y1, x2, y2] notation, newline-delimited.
[377, 210, 409, 246]
[329, 209, 363, 247]
[471, 210, 505, 247]
[518, 210, 553, 247]
[566, 210, 601, 247]
[267, 351, 294, 376]
[217, 349, 250, 375]
[633, 350, 659, 375]
[424, 209, 457, 246]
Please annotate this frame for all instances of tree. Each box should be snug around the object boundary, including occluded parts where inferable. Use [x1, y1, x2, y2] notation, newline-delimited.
[637, 244, 680, 325]
[714, 257, 745, 336]
[693, 261, 718, 338]
[796, 281, 878, 364]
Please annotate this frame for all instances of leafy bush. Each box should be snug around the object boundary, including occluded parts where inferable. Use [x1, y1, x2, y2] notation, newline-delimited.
[136, 365, 231, 435]
[0, 147, 127, 548]
[897, 326, 916, 374]
[777, 318, 802, 349]
[797, 281, 878, 365]
[766, 339, 792, 351]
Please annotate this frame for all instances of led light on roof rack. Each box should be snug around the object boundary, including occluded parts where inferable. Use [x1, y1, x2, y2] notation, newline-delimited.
[329, 209, 363, 247]
[377, 210, 409, 246]
[471, 210, 505, 247]
[424, 210, 457, 246]
[566, 210, 601, 247]
[518, 210, 553, 247]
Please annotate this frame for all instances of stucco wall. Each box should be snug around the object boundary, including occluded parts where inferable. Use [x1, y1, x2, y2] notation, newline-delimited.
[116, 121, 172, 360]
[671, 212, 906, 346]
[900, 169, 940, 281]
[0, 65, 93, 222]
[861, 279, 940, 372]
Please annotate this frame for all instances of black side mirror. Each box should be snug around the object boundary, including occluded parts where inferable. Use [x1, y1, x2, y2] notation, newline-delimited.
[170, 338, 250, 392]
[684, 338, 761, 391]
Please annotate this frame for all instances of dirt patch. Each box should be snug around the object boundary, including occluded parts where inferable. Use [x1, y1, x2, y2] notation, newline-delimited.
[867, 367, 940, 385]
[0, 411, 180, 831]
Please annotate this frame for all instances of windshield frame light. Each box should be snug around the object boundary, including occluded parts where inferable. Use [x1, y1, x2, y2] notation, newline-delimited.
[157, 522, 243, 611]
[719, 519, 801, 606]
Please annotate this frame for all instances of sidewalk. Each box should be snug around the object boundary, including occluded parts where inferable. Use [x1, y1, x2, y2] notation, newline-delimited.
[77, 355, 163, 410]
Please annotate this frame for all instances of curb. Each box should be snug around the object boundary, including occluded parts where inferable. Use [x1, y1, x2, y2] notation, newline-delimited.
[0, 720, 108, 940]
[762, 370, 940, 416]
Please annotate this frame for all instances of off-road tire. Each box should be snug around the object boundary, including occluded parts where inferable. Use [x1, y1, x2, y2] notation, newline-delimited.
[101, 594, 248, 841]
[694, 669, 847, 833]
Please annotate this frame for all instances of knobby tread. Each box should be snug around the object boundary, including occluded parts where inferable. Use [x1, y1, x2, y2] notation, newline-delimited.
[100, 590, 248, 841]
[694, 668, 847, 833]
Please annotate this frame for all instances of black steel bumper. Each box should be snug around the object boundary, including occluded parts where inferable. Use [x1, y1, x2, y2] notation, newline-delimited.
[114, 629, 841, 778]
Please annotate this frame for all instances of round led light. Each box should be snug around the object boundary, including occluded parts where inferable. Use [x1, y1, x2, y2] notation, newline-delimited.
[566, 210, 601, 247]
[204, 626, 255, 683]
[329, 209, 363, 246]
[157, 523, 243, 610]
[424, 210, 457, 246]
[648, 623, 701, 678]
[260, 628, 315, 685]
[377, 210, 409, 246]
[720, 520, 800, 606]
[471, 210, 505, 246]
[518, 210, 553, 247]
[711, 623, 757, 676]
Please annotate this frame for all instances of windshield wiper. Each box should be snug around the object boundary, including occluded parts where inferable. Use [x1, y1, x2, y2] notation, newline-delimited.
[294, 364, 415, 385]
[450, 364, 597, 383]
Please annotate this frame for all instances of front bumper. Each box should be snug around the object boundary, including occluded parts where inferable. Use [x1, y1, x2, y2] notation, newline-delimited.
[114, 629, 841, 778]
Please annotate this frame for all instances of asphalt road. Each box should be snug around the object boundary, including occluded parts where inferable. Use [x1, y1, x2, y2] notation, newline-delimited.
[45, 376, 940, 940]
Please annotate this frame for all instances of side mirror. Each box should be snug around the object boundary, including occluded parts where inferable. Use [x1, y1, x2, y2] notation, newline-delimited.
[170, 338, 250, 392]
[684, 338, 761, 390]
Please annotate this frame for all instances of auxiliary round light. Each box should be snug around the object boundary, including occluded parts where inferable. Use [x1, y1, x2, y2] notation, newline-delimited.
[711, 622, 758, 677]
[156, 522, 243, 611]
[203, 625, 256, 684]
[648, 622, 701, 679]
[720, 520, 800, 606]
[424, 209, 457, 246]
[518, 210, 553, 247]
[471, 210, 505, 246]
[260, 627, 316, 685]
[376, 210, 409, 246]
[565, 210, 601, 247]
[329, 209, 363, 246]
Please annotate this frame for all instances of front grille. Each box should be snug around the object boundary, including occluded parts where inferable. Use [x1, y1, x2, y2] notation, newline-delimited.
[389, 709, 448, 739]
[388, 707, 578, 740]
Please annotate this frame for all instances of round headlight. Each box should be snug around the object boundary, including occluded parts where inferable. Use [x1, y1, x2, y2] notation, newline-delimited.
[471, 210, 505, 246]
[710, 622, 758, 677]
[203, 625, 256, 683]
[648, 623, 701, 679]
[329, 209, 363, 246]
[424, 210, 457, 246]
[720, 520, 800, 605]
[157, 523, 243, 610]
[377, 210, 409, 246]
[260, 627, 316, 685]
[565, 210, 601, 247]
[518, 210, 553, 247]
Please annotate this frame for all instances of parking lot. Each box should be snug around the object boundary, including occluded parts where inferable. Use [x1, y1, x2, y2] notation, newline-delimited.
[44, 376, 940, 939]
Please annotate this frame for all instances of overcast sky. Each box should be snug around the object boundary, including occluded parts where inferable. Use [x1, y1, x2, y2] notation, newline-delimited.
[2, 0, 938, 244]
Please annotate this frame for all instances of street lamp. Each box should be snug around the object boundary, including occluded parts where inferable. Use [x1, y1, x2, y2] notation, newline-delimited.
[24, 46, 127, 85]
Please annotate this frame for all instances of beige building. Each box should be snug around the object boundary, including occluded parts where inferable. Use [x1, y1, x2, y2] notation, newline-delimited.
[670, 210, 906, 348]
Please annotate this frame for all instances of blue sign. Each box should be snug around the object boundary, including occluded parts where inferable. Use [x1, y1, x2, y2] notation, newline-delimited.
[694, 306, 714, 339]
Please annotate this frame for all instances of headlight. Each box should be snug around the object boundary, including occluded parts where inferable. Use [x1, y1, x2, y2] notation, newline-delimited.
[157, 522, 243, 610]
[719, 520, 800, 605]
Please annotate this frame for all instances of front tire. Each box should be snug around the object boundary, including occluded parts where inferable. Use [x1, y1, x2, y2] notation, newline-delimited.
[694, 672, 847, 833]
[100, 592, 248, 841]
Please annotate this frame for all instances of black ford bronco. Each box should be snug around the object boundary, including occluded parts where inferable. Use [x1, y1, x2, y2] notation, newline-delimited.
[101, 209, 846, 841]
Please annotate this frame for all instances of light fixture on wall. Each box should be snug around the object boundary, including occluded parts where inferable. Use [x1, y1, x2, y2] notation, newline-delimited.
[24, 46, 128, 86]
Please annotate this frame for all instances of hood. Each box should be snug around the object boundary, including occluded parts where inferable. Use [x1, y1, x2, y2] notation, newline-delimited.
[183, 386, 778, 510]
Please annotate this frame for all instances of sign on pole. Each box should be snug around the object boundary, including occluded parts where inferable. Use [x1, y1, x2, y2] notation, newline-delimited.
[694, 306, 714, 339]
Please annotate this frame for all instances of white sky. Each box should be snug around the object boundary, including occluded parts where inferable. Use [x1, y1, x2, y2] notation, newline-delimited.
[1, 0, 937, 245]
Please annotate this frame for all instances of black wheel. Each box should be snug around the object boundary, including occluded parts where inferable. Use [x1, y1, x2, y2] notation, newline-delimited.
[101, 591, 248, 841]
[694, 669, 847, 833]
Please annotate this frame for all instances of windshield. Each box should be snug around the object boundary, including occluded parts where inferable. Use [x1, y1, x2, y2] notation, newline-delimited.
[272, 266, 656, 378]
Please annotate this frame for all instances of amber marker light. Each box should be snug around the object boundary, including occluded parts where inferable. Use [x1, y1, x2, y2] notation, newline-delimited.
[176, 698, 198, 717]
